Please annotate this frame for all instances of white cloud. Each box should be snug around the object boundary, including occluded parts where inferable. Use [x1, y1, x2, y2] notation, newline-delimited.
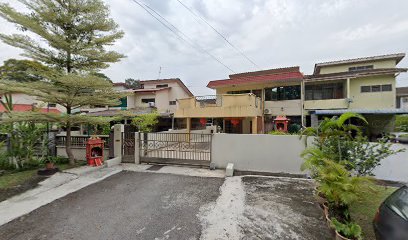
[0, 0, 407, 94]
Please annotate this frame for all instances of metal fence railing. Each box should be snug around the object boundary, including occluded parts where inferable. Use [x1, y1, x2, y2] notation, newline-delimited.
[56, 135, 110, 149]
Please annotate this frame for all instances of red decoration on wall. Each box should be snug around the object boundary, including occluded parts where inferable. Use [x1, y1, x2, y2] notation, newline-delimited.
[230, 119, 240, 126]
[200, 118, 207, 126]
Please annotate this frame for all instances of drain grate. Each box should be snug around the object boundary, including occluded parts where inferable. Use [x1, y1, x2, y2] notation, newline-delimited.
[146, 165, 164, 171]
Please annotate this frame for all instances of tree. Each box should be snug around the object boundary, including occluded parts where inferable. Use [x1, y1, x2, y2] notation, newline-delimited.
[0, 59, 49, 82]
[132, 112, 159, 132]
[0, 0, 125, 165]
[125, 78, 141, 89]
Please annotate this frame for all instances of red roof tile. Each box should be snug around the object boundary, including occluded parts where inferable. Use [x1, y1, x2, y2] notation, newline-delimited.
[207, 71, 303, 89]
[0, 104, 61, 114]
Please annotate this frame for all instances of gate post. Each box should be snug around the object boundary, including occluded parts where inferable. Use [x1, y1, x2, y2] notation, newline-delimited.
[134, 132, 140, 164]
[113, 124, 124, 158]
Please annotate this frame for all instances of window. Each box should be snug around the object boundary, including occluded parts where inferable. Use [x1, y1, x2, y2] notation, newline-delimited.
[48, 103, 57, 108]
[169, 101, 176, 105]
[361, 84, 393, 93]
[305, 83, 344, 100]
[227, 90, 251, 94]
[381, 84, 392, 92]
[349, 65, 374, 72]
[361, 86, 371, 93]
[156, 84, 168, 88]
[265, 85, 301, 101]
[140, 84, 144, 89]
[141, 98, 155, 103]
[371, 85, 381, 92]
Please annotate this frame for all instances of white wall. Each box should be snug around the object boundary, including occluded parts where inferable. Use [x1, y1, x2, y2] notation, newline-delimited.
[373, 144, 408, 182]
[56, 147, 110, 161]
[211, 134, 408, 182]
[211, 134, 307, 175]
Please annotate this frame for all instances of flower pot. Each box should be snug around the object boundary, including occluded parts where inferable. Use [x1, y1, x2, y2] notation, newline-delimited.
[335, 231, 352, 240]
[46, 162, 54, 170]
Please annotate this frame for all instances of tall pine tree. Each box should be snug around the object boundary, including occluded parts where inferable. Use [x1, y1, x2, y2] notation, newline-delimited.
[0, 0, 125, 164]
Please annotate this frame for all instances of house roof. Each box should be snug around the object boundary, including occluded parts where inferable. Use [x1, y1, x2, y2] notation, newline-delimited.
[113, 82, 128, 87]
[314, 53, 406, 74]
[85, 107, 155, 117]
[0, 104, 61, 114]
[397, 87, 408, 96]
[305, 68, 408, 82]
[207, 67, 303, 89]
[124, 87, 171, 94]
[140, 78, 194, 97]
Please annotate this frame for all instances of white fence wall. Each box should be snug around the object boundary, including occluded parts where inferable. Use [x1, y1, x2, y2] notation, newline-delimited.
[211, 134, 408, 182]
[373, 144, 408, 182]
[211, 134, 308, 175]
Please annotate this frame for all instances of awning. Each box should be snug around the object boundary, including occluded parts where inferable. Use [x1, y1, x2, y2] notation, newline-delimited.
[313, 109, 408, 115]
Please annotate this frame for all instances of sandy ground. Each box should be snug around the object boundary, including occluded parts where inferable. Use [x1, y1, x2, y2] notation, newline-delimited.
[0, 170, 331, 240]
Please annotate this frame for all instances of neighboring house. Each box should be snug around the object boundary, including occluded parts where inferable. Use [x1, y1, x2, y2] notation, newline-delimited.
[175, 53, 407, 135]
[0, 93, 63, 116]
[396, 87, 408, 109]
[86, 78, 193, 131]
[305, 53, 407, 136]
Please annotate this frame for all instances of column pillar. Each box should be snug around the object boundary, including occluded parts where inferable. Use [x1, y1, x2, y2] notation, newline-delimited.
[113, 124, 124, 158]
[252, 117, 258, 134]
[134, 132, 140, 164]
[186, 117, 191, 142]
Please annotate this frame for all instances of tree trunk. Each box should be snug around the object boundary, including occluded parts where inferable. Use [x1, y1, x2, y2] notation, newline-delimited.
[65, 107, 75, 165]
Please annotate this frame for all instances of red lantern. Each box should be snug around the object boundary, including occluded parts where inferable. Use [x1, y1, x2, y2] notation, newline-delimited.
[231, 119, 240, 126]
[200, 118, 207, 126]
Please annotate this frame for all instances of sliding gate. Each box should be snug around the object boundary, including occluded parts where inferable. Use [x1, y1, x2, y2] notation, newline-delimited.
[139, 132, 211, 167]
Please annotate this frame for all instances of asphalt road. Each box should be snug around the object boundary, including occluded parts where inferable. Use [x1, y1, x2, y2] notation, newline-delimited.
[0, 171, 224, 240]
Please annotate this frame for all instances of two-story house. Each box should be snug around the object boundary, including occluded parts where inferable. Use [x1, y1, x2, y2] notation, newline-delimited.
[175, 53, 407, 135]
[305, 53, 407, 136]
[175, 67, 304, 133]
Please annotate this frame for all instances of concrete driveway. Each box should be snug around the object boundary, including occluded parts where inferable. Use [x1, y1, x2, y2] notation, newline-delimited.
[0, 170, 331, 240]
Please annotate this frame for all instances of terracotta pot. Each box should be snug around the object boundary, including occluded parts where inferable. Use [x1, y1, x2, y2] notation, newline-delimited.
[46, 162, 54, 170]
[335, 231, 353, 240]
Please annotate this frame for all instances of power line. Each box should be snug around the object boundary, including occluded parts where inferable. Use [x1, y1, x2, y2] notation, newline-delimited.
[129, 0, 236, 73]
[176, 0, 261, 70]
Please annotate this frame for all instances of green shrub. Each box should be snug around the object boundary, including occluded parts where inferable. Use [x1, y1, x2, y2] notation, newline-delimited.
[288, 123, 301, 134]
[331, 218, 362, 240]
[43, 156, 69, 164]
[268, 130, 288, 135]
[395, 115, 408, 130]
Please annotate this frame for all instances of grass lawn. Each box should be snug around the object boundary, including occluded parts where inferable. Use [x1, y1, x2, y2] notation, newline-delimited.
[0, 162, 85, 190]
[349, 184, 398, 240]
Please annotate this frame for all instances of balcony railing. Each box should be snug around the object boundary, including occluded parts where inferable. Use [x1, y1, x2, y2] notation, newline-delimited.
[195, 95, 222, 107]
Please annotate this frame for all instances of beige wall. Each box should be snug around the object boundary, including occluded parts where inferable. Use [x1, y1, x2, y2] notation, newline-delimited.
[319, 59, 397, 74]
[175, 94, 262, 118]
[56, 147, 110, 161]
[304, 99, 348, 110]
[349, 75, 395, 109]
[264, 100, 302, 116]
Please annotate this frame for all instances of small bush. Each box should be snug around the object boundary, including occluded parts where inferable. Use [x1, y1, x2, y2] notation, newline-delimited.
[43, 156, 69, 164]
[288, 123, 301, 134]
[268, 130, 288, 135]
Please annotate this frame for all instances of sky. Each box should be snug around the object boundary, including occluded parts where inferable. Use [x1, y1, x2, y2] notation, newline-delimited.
[0, 0, 408, 95]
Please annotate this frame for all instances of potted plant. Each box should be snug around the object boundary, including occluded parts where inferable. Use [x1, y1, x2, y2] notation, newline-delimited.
[330, 218, 362, 240]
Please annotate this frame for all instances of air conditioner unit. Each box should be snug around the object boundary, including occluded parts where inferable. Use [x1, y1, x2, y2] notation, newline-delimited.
[264, 109, 270, 114]
[148, 102, 155, 107]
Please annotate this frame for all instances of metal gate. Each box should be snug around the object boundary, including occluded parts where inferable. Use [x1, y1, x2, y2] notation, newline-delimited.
[139, 132, 211, 167]
[122, 132, 136, 163]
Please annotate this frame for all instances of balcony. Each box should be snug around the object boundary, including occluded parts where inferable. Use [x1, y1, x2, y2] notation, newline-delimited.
[175, 94, 262, 118]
